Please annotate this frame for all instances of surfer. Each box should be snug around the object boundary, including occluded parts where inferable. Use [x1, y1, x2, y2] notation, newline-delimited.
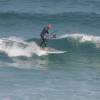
[40, 24, 52, 48]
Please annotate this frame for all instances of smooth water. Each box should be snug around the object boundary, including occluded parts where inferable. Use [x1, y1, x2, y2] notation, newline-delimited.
[0, 0, 100, 100]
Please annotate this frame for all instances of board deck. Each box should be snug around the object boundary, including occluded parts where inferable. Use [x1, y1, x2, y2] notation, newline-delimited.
[40, 47, 66, 54]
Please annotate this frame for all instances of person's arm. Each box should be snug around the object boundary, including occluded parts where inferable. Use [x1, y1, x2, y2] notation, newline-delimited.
[46, 30, 49, 34]
[45, 27, 49, 34]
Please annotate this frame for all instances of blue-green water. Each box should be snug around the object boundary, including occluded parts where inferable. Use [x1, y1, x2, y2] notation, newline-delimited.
[0, 0, 100, 100]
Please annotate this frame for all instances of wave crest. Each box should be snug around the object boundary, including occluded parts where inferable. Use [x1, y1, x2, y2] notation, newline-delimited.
[58, 33, 100, 47]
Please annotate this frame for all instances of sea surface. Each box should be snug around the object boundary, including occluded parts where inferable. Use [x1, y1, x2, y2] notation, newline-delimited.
[0, 0, 100, 100]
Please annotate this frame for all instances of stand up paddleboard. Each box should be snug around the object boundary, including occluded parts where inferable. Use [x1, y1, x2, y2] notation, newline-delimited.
[40, 47, 66, 54]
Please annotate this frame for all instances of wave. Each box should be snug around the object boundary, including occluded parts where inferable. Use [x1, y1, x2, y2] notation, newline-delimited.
[0, 33, 100, 58]
[57, 33, 100, 53]
[0, 33, 100, 70]
[29, 33, 100, 47]
[0, 11, 100, 20]
[0, 11, 100, 33]
[0, 11, 99, 31]
[28, 33, 100, 52]
[59, 33, 100, 45]
[0, 11, 100, 39]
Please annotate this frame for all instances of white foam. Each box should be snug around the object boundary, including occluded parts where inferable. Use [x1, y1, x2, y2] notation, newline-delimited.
[58, 33, 100, 47]
[0, 36, 48, 57]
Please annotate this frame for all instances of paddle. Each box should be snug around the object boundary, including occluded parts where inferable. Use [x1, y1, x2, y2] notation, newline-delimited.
[45, 30, 57, 47]
[46, 30, 57, 39]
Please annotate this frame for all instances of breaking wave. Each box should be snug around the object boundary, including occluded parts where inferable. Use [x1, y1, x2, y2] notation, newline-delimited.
[0, 37, 49, 57]
[0, 33, 100, 58]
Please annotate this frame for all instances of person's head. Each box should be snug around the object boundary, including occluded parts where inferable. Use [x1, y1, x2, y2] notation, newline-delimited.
[47, 24, 52, 29]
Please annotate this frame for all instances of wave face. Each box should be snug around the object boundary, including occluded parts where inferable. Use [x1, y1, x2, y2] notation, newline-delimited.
[0, 33, 100, 58]
[0, 12, 100, 38]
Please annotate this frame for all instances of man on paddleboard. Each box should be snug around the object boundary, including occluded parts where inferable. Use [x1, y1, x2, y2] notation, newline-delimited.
[40, 24, 52, 48]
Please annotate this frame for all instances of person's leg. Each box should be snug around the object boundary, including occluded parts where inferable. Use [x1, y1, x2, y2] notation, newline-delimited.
[40, 39, 44, 47]
[40, 36, 46, 47]
[40, 35, 43, 47]
[44, 38, 47, 47]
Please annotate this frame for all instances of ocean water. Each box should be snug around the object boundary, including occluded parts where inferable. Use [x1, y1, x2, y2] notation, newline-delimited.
[0, 0, 100, 100]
